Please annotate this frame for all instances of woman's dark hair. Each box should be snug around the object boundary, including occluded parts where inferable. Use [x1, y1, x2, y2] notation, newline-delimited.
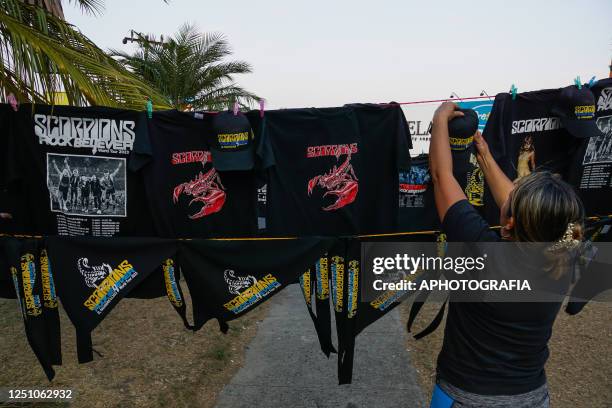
[510, 171, 585, 279]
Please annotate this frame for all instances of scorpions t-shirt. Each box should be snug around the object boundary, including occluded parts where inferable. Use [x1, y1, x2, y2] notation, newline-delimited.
[5, 104, 155, 236]
[481, 90, 581, 224]
[133, 110, 257, 238]
[566, 78, 612, 216]
[258, 105, 411, 236]
[398, 154, 439, 232]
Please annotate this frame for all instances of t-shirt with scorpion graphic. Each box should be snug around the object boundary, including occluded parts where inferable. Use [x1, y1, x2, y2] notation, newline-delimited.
[132, 110, 257, 238]
[257, 105, 412, 236]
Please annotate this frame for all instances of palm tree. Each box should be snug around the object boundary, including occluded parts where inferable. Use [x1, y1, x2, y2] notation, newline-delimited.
[0, 0, 170, 109]
[111, 23, 260, 111]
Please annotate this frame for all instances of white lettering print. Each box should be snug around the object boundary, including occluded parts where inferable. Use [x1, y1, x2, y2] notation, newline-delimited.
[597, 88, 612, 112]
[34, 114, 136, 154]
[511, 117, 562, 135]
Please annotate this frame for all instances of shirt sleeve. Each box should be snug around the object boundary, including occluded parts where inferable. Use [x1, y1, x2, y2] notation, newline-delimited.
[128, 112, 152, 172]
[255, 115, 276, 169]
[395, 105, 412, 171]
[482, 93, 508, 161]
[442, 199, 499, 242]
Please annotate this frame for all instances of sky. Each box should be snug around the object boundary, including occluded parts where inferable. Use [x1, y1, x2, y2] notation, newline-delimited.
[65, 0, 612, 110]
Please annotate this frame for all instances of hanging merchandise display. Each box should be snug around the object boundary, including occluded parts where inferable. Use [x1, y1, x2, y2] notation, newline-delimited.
[257, 104, 412, 236]
[4, 105, 156, 237]
[398, 154, 439, 232]
[179, 237, 335, 331]
[2, 89, 612, 388]
[3, 238, 61, 380]
[45, 237, 179, 366]
[481, 87, 599, 224]
[566, 78, 612, 216]
[132, 110, 259, 238]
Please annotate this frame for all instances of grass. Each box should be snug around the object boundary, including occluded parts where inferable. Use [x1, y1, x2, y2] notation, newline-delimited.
[0, 281, 269, 408]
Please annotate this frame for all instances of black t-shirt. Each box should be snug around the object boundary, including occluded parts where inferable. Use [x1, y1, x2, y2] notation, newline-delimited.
[438, 199, 563, 395]
[566, 78, 612, 216]
[258, 105, 411, 236]
[398, 154, 439, 232]
[5, 104, 155, 237]
[133, 110, 257, 238]
[482, 90, 582, 224]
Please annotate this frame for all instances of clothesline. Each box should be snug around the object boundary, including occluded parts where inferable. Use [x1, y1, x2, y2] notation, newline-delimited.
[379, 95, 492, 106]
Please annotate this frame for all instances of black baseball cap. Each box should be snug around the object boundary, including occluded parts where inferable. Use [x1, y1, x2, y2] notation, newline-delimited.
[552, 85, 604, 139]
[210, 111, 255, 171]
[448, 108, 479, 150]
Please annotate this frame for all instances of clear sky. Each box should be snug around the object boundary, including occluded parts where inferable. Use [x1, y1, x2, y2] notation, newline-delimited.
[65, 0, 612, 109]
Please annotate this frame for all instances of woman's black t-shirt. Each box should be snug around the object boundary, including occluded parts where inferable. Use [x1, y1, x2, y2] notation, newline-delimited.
[437, 199, 563, 395]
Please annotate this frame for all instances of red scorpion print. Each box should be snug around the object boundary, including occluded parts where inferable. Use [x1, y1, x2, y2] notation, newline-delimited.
[307, 153, 359, 211]
[173, 167, 226, 219]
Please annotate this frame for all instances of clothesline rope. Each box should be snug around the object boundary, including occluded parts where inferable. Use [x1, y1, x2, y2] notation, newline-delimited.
[3, 213, 611, 241]
[379, 95, 492, 106]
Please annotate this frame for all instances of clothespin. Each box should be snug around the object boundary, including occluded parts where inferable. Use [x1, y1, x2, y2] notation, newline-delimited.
[259, 99, 265, 118]
[7, 93, 18, 112]
[510, 84, 517, 101]
[233, 101, 240, 116]
[146, 98, 153, 119]
[574, 76, 582, 90]
[587, 76, 596, 88]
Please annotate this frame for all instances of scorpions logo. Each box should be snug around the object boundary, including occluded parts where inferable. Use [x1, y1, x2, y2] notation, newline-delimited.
[307, 152, 359, 211]
[78, 258, 112, 288]
[172, 153, 226, 219]
[224, 269, 258, 295]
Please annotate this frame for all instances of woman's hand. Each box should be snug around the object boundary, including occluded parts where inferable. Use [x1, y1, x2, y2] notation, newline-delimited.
[433, 101, 464, 124]
[473, 131, 490, 160]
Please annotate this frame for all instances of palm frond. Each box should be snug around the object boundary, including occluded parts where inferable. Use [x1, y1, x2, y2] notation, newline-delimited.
[66, 0, 104, 16]
[111, 22, 260, 111]
[0, 0, 171, 109]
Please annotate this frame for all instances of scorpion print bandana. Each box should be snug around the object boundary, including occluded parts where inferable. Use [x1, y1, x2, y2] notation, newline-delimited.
[132, 110, 258, 238]
[46, 237, 178, 363]
[256, 105, 411, 236]
[179, 237, 335, 331]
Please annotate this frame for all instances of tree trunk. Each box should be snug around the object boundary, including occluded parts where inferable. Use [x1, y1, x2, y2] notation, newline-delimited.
[20, 0, 65, 19]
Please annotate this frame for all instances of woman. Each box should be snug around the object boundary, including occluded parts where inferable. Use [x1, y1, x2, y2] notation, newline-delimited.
[428, 102, 583, 407]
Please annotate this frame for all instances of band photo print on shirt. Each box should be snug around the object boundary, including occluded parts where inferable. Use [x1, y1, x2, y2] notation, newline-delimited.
[46, 153, 127, 217]
[583, 115, 612, 165]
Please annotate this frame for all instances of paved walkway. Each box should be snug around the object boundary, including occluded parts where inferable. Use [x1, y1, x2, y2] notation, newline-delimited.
[215, 284, 425, 408]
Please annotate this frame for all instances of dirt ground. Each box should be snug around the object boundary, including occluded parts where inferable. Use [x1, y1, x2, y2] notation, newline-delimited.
[0, 281, 269, 408]
[401, 300, 612, 408]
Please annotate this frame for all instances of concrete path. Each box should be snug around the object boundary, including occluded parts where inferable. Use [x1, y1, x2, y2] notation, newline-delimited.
[215, 284, 426, 408]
